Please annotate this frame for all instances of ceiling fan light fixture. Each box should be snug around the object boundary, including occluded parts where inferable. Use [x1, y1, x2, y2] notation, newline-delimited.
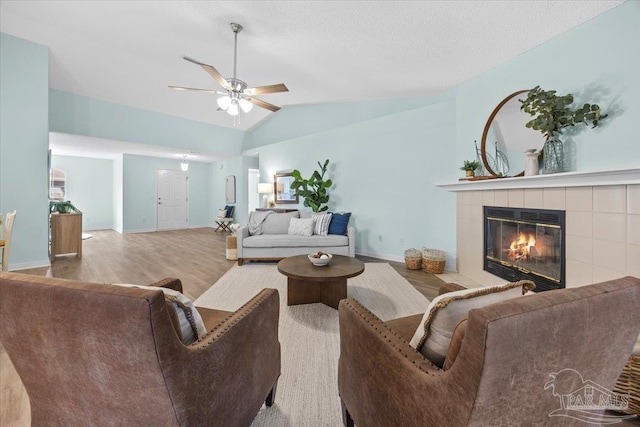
[171, 22, 288, 122]
[239, 98, 253, 113]
[217, 95, 231, 110]
[227, 101, 239, 116]
[180, 155, 189, 172]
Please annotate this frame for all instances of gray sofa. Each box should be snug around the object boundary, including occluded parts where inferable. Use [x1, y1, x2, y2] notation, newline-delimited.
[237, 211, 355, 265]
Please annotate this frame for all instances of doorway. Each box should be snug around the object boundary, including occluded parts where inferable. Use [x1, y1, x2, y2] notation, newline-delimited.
[247, 168, 260, 217]
[156, 169, 188, 230]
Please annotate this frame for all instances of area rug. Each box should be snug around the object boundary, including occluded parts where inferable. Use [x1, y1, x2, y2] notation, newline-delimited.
[194, 263, 430, 427]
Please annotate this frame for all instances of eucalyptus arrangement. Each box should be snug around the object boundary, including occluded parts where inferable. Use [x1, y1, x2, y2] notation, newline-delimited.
[519, 86, 607, 173]
[290, 159, 332, 212]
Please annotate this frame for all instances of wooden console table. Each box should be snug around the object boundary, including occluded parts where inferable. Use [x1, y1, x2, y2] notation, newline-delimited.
[50, 212, 82, 261]
[256, 208, 298, 213]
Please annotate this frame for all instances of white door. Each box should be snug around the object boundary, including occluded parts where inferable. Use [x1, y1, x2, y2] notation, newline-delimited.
[157, 170, 188, 230]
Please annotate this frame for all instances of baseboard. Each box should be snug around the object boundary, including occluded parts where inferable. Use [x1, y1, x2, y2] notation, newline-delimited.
[82, 226, 113, 231]
[8, 259, 51, 271]
[355, 249, 404, 263]
[189, 224, 209, 229]
[123, 228, 157, 234]
[356, 249, 458, 272]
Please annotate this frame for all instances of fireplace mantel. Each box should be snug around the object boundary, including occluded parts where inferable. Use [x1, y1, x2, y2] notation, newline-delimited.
[437, 167, 640, 192]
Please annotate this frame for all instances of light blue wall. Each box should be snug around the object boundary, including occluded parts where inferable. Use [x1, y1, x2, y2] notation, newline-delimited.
[49, 89, 245, 158]
[455, 1, 640, 172]
[209, 155, 258, 227]
[244, 96, 438, 150]
[0, 33, 49, 270]
[3, 2, 638, 269]
[51, 155, 114, 230]
[246, 97, 457, 263]
[122, 155, 210, 232]
[241, 1, 639, 266]
[113, 155, 123, 233]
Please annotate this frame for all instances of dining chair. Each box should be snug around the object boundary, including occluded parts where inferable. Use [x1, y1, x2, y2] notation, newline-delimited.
[0, 210, 16, 271]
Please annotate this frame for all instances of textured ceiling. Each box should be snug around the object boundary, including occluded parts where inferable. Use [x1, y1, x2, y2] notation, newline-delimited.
[0, 1, 624, 153]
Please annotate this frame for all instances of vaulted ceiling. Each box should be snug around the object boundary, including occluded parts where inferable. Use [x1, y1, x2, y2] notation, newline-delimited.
[1, 1, 623, 134]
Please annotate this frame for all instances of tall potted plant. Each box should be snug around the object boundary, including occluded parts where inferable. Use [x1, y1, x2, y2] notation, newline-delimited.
[519, 86, 606, 174]
[290, 159, 332, 212]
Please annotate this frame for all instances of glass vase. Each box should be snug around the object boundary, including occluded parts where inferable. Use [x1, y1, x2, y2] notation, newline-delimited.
[542, 137, 564, 174]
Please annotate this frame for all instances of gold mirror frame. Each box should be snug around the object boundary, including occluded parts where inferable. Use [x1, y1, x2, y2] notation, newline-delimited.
[480, 89, 542, 178]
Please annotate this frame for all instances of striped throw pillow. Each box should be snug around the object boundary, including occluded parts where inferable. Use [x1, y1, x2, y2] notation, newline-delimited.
[312, 213, 333, 236]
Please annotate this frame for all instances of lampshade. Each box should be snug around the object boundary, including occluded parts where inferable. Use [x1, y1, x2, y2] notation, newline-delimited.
[257, 183, 273, 194]
[227, 101, 239, 116]
[217, 95, 231, 110]
[180, 156, 189, 172]
[239, 98, 253, 113]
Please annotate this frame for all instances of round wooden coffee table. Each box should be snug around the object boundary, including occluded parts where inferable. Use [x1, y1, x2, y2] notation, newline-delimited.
[277, 255, 365, 309]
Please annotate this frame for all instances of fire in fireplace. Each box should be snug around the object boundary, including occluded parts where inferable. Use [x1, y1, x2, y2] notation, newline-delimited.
[483, 206, 565, 292]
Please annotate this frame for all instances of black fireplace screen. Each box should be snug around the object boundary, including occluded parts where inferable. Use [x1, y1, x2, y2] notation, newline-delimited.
[484, 206, 565, 292]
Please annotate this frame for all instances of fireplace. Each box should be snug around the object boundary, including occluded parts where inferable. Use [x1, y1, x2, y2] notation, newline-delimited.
[483, 206, 565, 292]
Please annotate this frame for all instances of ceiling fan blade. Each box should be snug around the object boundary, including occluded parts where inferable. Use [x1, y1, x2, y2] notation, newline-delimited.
[182, 56, 231, 90]
[168, 85, 224, 94]
[246, 97, 281, 112]
[244, 83, 289, 96]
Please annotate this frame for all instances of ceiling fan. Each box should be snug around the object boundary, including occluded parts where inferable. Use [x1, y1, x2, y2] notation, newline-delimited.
[169, 23, 288, 117]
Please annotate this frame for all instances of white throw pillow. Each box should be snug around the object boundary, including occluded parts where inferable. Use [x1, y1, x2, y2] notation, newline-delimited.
[288, 217, 314, 236]
[409, 280, 535, 367]
[113, 283, 207, 345]
[312, 213, 333, 236]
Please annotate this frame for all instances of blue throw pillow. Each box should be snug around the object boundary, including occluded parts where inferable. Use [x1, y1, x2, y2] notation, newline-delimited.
[328, 212, 351, 235]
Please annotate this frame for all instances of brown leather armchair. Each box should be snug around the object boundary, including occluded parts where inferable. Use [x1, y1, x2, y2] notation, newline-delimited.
[0, 272, 281, 426]
[338, 276, 640, 427]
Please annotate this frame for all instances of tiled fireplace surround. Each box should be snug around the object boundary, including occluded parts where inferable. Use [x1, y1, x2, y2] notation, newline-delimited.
[440, 169, 640, 288]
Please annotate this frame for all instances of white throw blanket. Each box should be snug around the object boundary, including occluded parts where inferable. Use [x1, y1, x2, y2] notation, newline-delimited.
[248, 210, 274, 235]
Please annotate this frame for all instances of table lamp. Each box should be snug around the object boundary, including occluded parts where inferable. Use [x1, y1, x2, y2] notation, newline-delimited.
[257, 183, 273, 208]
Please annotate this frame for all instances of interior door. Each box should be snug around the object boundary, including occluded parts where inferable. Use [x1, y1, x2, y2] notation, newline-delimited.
[157, 170, 188, 230]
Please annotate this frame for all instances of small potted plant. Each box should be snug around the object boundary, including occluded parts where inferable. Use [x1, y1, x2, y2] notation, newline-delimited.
[49, 200, 80, 214]
[460, 160, 480, 177]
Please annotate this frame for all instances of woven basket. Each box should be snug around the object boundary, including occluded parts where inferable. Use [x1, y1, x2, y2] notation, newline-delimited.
[422, 248, 446, 274]
[613, 355, 640, 415]
[404, 249, 423, 270]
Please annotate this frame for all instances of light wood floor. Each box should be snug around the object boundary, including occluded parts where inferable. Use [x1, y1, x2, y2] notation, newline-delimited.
[3, 229, 638, 426]
[0, 228, 447, 427]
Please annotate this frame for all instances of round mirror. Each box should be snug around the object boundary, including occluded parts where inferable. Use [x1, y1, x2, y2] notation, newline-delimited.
[481, 90, 545, 177]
